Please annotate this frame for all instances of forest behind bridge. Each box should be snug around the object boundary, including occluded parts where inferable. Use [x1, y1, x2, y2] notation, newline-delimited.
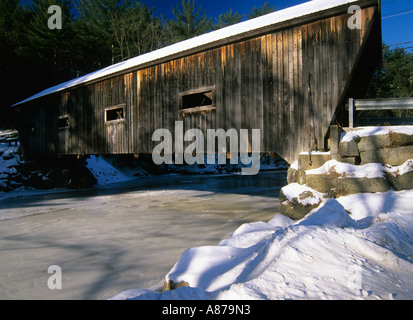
[1, 0, 412, 128]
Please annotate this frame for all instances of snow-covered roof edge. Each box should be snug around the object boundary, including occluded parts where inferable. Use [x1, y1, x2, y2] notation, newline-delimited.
[13, 0, 359, 107]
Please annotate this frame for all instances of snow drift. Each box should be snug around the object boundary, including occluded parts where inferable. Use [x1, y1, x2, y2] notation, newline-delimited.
[112, 190, 413, 300]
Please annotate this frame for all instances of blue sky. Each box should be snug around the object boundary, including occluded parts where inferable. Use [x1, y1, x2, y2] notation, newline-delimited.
[21, 0, 413, 52]
[380, 0, 413, 52]
[150, 0, 413, 52]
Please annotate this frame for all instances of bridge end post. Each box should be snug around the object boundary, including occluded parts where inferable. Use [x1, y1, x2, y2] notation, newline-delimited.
[329, 125, 343, 161]
[349, 98, 354, 128]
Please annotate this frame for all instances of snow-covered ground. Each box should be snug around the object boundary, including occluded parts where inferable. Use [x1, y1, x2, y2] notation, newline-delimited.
[85, 154, 287, 186]
[86, 155, 142, 185]
[2, 129, 413, 300]
[112, 189, 413, 300]
[0, 130, 24, 194]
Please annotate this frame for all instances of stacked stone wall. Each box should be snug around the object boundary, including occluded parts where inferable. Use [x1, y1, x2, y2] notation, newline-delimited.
[280, 126, 413, 220]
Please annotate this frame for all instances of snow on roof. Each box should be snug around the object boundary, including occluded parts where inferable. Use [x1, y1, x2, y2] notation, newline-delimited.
[13, 0, 358, 107]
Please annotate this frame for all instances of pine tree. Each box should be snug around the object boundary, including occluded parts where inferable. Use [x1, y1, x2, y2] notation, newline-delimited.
[27, 0, 75, 85]
[110, 1, 163, 61]
[365, 44, 413, 117]
[248, 2, 276, 19]
[128, 3, 164, 56]
[213, 9, 244, 30]
[75, 0, 164, 65]
[74, 0, 115, 70]
[164, 0, 212, 44]
[368, 44, 413, 99]
[0, 0, 30, 126]
[0, 0, 27, 59]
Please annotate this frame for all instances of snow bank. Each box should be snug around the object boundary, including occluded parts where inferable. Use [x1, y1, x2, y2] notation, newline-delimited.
[86, 156, 139, 185]
[111, 190, 413, 300]
[297, 199, 354, 228]
[305, 159, 386, 178]
[0, 146, 20, 176]
[341, 126, 413, 143]
[304, 158, 413, 181]
[290, 160, 299, 171]
[0, 130, 24, 194]
[85, 154, 287, 185]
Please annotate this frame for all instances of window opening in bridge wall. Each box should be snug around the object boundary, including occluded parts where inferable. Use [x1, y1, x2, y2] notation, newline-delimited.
[105, 104, 126, 122]
[57, 115, 70, 129]
[179, 87, 216, 115]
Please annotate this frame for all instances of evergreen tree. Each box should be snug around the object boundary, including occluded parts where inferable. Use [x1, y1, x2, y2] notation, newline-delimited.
[383, 46, 413, 98]
[0, 0, 27, 59]
[248, 2, 276, 19]
[128, 3, 164, 56]
[74, 0, 116, 70]
[0, 0, 30, 126]
[164, 0, 212, 44]
[365, 44, 413, 118]
[75, 0, 164, 65]
[27, 0, 75, 85]
[368, 44, 413, 99]
[110, 1, 163, 61]
[213, 9, 244, 30]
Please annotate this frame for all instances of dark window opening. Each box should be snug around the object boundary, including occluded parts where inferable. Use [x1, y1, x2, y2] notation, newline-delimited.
[105, 106, 125, 122]
[181, 91, 213, 109]
[58, 116, 70, 128]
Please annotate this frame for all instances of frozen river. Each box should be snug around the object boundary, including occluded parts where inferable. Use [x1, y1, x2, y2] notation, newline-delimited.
[0, 171, 286, 300]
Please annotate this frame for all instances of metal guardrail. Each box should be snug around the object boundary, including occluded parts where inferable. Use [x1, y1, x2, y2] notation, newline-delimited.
[348, 97, 413, 128]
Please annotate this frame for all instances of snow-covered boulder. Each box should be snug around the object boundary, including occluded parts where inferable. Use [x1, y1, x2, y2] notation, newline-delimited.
[305, 160, 390, 196]
[384, 159, 413, 191]
[340, 126, 413, 166]
[279, 183, 326, 220]
[0, 133, 23, 193]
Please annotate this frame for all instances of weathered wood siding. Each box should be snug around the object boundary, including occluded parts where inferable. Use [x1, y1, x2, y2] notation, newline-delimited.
[17, 95, 58, 159]
[17, 4, 380, 164]
[55, 74, 137, 155]
[134, 6, 379, 162]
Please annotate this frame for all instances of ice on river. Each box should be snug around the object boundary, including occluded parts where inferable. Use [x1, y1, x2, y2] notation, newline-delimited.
[0, 172, 285, 300]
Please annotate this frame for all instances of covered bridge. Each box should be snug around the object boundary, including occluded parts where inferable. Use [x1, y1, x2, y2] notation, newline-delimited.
[13, 0, 382, 164]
